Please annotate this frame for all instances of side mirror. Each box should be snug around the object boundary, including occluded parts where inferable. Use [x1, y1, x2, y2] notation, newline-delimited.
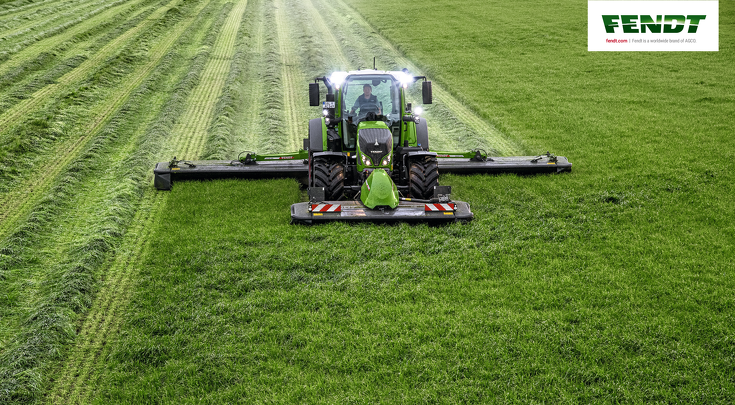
[309, 83, 320, 106]
[422, 81, 432, 104]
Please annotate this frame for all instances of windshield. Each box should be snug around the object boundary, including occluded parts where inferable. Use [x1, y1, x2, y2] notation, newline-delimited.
[342, 75, 400, 122]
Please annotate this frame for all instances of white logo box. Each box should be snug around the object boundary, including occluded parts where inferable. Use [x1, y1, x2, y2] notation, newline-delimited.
[588, 1, 719, 51]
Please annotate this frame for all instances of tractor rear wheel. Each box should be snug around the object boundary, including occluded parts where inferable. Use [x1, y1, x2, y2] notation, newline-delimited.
[409, 156, 439, 199]
[313, 157, 345, 200]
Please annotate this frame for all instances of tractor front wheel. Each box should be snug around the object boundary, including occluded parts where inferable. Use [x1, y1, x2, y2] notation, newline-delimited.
[409, 156, 439, 200]
[313, 157, 345, 200]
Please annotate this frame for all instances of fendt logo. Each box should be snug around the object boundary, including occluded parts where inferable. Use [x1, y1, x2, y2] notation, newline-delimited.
[588, 1, 718, 51]
[602, 15, 706, 34]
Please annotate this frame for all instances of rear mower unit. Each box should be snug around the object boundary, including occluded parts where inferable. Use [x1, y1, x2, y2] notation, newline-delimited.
[153, 69, 571, 224]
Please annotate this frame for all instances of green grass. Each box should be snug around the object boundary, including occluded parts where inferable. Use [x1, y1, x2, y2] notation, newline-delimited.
[94, 175, 733, 403]
[0, 0, 731, 402]
[87, 0, 735, 403]
[0, 0, 230, 401]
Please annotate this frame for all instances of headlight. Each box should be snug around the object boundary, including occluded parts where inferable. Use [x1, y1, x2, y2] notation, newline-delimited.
[362, 154, 372, 166]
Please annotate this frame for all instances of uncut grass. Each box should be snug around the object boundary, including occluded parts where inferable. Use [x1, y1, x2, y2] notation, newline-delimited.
[96, 177, 733, 403]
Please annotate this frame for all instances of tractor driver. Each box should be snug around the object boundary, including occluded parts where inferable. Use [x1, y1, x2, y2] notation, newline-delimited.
[350, 84, 382, 117]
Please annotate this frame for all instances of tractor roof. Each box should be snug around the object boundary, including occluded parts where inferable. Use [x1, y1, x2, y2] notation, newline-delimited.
[329, 70, 414, 87]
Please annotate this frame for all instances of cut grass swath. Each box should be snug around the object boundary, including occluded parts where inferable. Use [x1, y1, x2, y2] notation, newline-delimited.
[0, 0, 231, 401]
[0, 0, 150, 74]
[0, 0, 135, 63]
[0, 0, 215, 241]
[47, 2, 248, 403]
[0, 0, 107, 42]
[202, 0, 255, 159]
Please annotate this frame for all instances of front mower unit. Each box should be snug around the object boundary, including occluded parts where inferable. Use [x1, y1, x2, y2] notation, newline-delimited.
[291, 199, 472, 225]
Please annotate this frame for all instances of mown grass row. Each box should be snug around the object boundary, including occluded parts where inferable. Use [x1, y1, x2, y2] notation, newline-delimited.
[0, 0, 40, 9]
[0, 0, 161, 142]
[0, 0, 201, 350]
[0, 0, 152, 76]
[0, 0, 233, 401]
[0, 0, 166, 190]
[0, 0, 84, 30]
[0, 0, 59, 15]
[0, 0, 160, 97]
[42, 1, 236, 401]
[0, 0, 104, 42]
[0, 5, 161, 128]
[255, 1, 289, 154]
[0, 0, 133, 62]
[201, 0, 254, 159]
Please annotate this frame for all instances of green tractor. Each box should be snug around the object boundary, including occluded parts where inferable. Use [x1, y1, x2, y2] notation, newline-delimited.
[153, 69, 571, 224]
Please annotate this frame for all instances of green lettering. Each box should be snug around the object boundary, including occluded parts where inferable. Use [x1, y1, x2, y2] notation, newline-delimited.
[602, 15, 619, 33]
[621, 15, 639, 33]
[664, 15, 686, 33]
[687, 15, 706, 33]
[640, 15, 662, 33]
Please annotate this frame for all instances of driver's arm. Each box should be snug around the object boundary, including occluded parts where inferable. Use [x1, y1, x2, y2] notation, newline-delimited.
[350, 98, 360, 114]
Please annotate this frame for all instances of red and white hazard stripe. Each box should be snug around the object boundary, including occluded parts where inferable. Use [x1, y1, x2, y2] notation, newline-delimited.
[424, 203, 455, 212]
[311, 204, 341, 213]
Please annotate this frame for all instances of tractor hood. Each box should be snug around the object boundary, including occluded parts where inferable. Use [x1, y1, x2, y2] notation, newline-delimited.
[357, 122, 391, 168]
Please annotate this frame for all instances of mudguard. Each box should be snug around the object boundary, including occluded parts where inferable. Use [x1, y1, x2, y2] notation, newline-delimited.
[309, 118, 326, 152]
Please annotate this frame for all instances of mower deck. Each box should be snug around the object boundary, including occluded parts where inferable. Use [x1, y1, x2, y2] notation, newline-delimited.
[153, 160, 308, 190]
[437, 155, 572, 174]
[153, 155, 571, 190]
[290, 200, 473, 225]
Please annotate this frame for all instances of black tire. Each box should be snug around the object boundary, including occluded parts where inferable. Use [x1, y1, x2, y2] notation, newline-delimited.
[313, 157, 345, 200]
[409, 156, 439, 199]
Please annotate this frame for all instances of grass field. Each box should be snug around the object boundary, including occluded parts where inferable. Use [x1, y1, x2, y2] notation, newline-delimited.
[0, 0, 733, 403]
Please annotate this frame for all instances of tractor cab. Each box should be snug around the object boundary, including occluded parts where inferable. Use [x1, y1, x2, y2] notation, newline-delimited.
[330, 71, 402, 149]
[310, 69, 431, 153]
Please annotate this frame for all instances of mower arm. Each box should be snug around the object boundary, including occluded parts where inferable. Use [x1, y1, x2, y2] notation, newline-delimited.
[435, 150, 572, 175]
[153, 150, 309, 190]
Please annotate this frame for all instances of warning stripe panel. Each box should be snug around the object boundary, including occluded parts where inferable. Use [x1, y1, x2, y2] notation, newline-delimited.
[311, 204, 341, 213]
[425, 203, 456, 212]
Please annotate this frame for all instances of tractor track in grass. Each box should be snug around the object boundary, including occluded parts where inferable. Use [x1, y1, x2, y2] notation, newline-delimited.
[274, 0, 304, 151]
[0, 0, 205, 241]
[47, 191, 165, 404]
[48, 2, 248, 402]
